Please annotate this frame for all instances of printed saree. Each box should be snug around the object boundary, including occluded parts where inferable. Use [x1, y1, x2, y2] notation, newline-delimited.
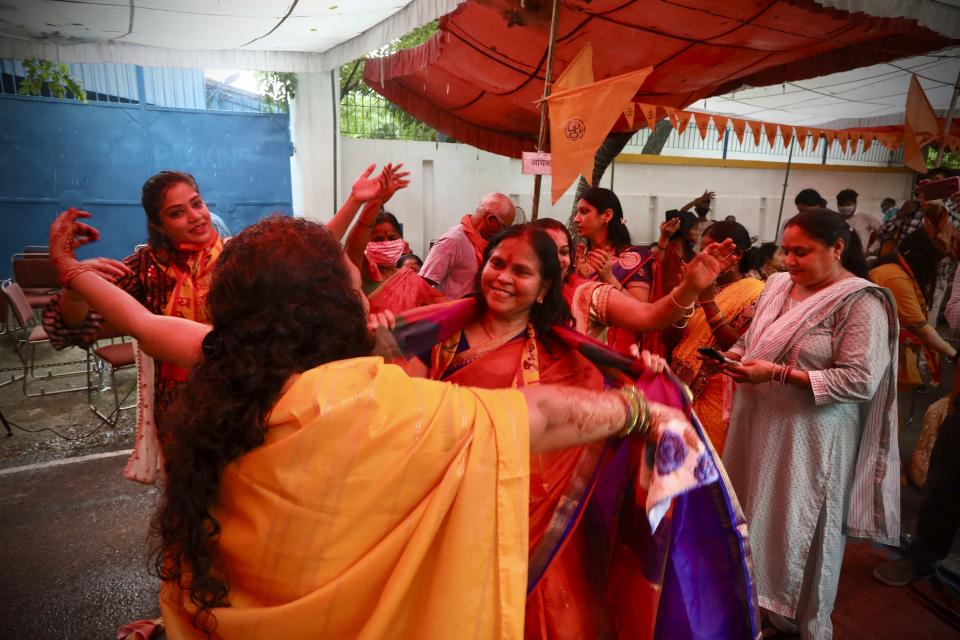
[671, 277, 765, 455]
[364, 264, 447, 315]
[389, 298, 760, 640]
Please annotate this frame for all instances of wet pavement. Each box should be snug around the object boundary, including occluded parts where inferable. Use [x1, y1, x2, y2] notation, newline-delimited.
[0, 454, 160, 640]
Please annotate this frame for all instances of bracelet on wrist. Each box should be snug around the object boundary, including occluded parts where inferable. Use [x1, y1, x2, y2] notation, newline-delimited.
[618, 385, 651, 439]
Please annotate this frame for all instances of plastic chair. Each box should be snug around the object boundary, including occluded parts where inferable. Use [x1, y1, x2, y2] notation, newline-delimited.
[87, 340, 137, 426]
[1, 280, 92, 397]
[11, 255, 60, 310]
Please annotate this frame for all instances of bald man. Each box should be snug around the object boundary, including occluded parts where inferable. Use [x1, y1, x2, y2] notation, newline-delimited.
[419, 192, 517, 299]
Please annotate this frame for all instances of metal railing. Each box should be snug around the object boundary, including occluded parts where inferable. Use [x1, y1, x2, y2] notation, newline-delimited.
[340, 92, 439, 141]
[0, 59, 283, 114]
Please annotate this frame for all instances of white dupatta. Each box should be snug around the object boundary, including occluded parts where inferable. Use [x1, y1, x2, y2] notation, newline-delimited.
[741, 272, 900, 544]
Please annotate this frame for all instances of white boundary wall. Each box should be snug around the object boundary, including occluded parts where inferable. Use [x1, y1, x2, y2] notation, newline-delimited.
[338, 137, 915, 258]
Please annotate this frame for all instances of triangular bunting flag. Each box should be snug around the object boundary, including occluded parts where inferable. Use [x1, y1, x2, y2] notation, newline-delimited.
[730, 118, 747, 145]
[693, 112, 711, 140]
[663, 106, 681, 129]
[861, 132, 874, 153]
[849, 132, 863, 154]
[547, 67, 654, 203]
[748, 120, 762, 146]
[782, 126, 795, 150]
[794, 126, 809, 151]
[903, 74, 941, 173]
[676, 111, 692, 136]
[640, 103, 659, 131]
[553, 44, 594, 93]
[623, 102, 637, 129]
[764, 123, 778, 149]
[713, 115, 730, 142]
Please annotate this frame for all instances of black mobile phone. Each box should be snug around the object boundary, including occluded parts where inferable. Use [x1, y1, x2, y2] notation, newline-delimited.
[920, 177, 960, 201]
[697, 346, 735, 364]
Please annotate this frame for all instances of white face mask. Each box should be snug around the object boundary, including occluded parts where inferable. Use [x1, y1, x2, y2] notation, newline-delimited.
[838, 205, 856, 217]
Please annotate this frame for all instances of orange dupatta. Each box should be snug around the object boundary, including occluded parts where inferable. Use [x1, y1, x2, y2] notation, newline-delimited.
[460, 215, 488, 267]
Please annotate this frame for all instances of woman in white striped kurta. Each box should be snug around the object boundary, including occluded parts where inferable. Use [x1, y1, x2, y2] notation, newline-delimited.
[719, 210, 899, 640]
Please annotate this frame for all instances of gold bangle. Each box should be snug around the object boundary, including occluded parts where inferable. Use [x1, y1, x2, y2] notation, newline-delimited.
[668, 290, 696, 312]
[619, 385, 650, 438]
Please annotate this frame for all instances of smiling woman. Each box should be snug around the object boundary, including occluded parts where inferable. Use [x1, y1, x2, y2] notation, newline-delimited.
[42, 170, 225, 466]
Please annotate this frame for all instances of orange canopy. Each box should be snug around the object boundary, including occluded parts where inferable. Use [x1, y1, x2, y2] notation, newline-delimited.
[363, 0, 957, 158]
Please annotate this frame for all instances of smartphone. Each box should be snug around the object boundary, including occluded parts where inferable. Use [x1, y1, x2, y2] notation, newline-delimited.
[920, 177, 960, 201]
[697, 346, 736, 365]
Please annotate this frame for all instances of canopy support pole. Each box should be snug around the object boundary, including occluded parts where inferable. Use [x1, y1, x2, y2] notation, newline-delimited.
[531, 0, 562, 221]
[935, 66, 960, 168]
[775, 136, 795, 238]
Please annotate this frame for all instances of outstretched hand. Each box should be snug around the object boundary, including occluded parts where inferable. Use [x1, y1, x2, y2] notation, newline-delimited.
[49, 208, 99, 270]
[378, 163, 411, 204]
[683, 238, 737, 291]
[351, 163, 412, 204]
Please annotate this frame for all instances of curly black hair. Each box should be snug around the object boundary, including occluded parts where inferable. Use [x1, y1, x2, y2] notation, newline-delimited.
[475, 224, 572, 344]
[151, 215, 374, 635]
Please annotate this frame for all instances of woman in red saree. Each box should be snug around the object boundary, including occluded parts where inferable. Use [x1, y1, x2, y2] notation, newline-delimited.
[532, 218, 736, 349]
[399, 225, 752, 639]
[345, 171, 446, 315]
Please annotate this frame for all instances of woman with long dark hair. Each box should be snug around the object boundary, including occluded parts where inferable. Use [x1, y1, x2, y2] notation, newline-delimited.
[573, 187, 662, 353]
[47, 206, 691, 639]
[717, 209, 899, 637]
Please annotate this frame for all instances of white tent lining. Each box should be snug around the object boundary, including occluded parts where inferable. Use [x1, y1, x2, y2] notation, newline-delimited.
[0, 0, 463, 73]
[815, 0, 960, 39]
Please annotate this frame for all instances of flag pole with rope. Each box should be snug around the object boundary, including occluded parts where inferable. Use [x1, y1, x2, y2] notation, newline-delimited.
[531, 0, 561, 221]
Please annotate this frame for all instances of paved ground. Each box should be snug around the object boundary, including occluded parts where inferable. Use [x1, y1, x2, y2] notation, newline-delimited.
[0, 328, 957, 638]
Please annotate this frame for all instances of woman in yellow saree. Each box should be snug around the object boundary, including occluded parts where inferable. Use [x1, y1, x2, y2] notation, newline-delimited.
[671, 221, 764, 456]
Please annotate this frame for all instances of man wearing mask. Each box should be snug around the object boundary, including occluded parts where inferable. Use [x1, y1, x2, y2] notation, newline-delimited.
[837, 188, 881, 255]
[881, 197, 899, 222]
[419, 192, 517, 299]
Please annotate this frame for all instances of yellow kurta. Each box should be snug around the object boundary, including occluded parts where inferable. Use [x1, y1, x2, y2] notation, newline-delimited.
[161, 357, 531, 639]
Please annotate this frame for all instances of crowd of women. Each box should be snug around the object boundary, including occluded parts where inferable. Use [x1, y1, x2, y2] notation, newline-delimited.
[42, 162, 959, 640]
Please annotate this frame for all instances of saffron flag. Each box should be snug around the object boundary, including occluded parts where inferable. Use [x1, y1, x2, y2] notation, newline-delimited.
[676, 110, 692, 136]
[548, 66, 654, 203]
[764, 123, 778, 149]
[554, 44, 594, 93]
[640, 103, 659, 131]
[903, 74, 941, 174]
[862, 132, 874, 153]
[730, 118, 747, 144]
[693, 112, 711, 140]
[748, 120, 763, 146]
[713, 115, 730, 142]
[795, 126, 809, 151]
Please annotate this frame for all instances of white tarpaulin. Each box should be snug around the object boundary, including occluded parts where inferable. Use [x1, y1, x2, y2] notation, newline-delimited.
[703, 47, 960, 128]
[0, 0, 463, 72]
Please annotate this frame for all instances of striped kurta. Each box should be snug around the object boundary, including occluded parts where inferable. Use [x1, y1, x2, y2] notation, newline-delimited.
[722, 273, 899, 640]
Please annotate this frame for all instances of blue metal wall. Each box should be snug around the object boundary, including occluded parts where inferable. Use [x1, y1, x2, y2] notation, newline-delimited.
[0, 86, 292, 277]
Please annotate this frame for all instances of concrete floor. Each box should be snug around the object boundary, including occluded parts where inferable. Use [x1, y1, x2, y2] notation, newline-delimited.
[0, 327, 957, 638]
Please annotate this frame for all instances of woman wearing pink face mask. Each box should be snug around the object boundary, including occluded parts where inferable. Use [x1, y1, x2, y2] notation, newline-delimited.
[345, 174, 446, 315]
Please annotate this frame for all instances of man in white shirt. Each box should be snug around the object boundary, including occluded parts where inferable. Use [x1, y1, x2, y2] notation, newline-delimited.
[836, 188, 882, 255]
[419, 193, 517, 299]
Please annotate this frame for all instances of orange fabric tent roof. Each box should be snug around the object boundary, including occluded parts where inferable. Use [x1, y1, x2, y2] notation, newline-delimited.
[363, 0, 958, 158]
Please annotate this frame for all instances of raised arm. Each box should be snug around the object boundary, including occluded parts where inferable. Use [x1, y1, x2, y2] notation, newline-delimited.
[326, 163, 408, 242]
[344, 163, 410, 268]
[49, 209, 208, 369]
[605, 238, 737, 332]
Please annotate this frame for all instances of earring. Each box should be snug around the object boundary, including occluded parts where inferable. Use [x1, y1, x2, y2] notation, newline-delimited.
[536, 296, 544, 304]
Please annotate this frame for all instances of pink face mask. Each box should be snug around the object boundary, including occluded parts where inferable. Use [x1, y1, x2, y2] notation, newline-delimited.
[365, 238, 406, 267]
